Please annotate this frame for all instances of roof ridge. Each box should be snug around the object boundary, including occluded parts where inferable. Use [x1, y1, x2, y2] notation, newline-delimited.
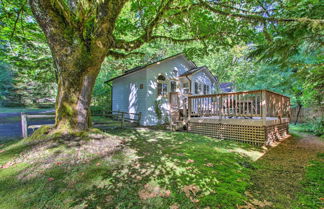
[105, 53, 185, 83]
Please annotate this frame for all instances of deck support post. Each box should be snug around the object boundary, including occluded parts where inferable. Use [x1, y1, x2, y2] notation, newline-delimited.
[188, 97, 191, 121]
[261, 90, 267, 126]
[121, 112, 125, 128]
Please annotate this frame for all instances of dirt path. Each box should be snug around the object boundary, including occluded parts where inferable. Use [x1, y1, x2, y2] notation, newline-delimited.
[248, 133, 324, 209]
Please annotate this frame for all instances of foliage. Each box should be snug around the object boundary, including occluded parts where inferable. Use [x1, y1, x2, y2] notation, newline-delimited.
[294, 153, 324, 209]
[0, 128, 260, 208]
[290, 118, 324, 137]
[0, 0, 57, 107]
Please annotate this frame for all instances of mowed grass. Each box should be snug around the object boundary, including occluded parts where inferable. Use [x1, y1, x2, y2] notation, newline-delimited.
[0, 107, 53, 113]
[0, 128, 262, 209]
[294, 153, 324, 209]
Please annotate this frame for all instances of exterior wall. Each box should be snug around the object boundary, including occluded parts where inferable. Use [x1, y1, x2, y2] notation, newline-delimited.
[112, 54, 195, 126]
[112, 69, 147, 124]
[190, 70, 215, 95]
[144, 55, 194, 126]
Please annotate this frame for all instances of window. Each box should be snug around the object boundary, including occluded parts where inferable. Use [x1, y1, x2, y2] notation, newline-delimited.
[173, 69, 178, 77]
[157, 74, 167, 96]
[194, 82, 199, 94]
[183, 82, 189, 94]
[139, 84, 144, 89]
[170, 81, 176, 92]
[203, 84, 209, 94]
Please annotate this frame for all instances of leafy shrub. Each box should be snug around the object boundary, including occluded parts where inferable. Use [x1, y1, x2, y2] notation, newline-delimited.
[309, 117, 324, 137]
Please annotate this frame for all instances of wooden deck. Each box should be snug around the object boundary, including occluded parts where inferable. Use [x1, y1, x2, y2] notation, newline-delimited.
[189, 116, 290, 126]
[183, 90, 291, 145]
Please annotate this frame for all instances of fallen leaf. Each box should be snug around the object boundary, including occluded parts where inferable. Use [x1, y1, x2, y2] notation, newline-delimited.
[1, 161, 14, 169]
[182, 184, 200, 203]
[48, 177, 55, 181]
[205, 163, 214, 167]
[170, 203, 179, 209]
[186, 159, 194, 163]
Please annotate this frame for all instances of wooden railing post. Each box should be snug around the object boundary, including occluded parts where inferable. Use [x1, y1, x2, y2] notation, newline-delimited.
[188, 97, 191, 121]
[261, 90, 267, 125]
[21, 113, 28, 138]
[220, 95, 223, 121]
[121, 112, 125, 128]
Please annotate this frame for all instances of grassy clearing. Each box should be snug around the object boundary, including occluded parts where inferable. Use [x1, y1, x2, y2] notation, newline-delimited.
[0, 107, 53, 113]
[290, 123, 324, 138]
[293, 153, 324, 209]
[247, 126, 324, 209]
[0, 128, 263, 209]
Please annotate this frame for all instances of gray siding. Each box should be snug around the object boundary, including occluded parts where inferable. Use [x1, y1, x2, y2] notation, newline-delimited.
[112, 69, 147, 124]
[191, 70, 214, 95]
[144, 55, 193, 125]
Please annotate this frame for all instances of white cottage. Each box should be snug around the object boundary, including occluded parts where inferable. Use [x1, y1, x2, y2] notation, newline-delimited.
[107, 53, 218, 126]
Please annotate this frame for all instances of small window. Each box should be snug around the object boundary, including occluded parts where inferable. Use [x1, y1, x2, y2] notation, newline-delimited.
[158, 83, 167, 96]
[157, 74, 167, 96]
[194, 82, 199, 94]
[157, 74, 166, 81]
[139, 84, 144, 89]
[173, 69, 178, 77]
[203, 84, 209, 94]
[183, 82, 189, 94]
[170, 81, 176, 92]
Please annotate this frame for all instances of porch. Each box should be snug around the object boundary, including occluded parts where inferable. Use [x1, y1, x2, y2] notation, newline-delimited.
[179, 90, 291, 145]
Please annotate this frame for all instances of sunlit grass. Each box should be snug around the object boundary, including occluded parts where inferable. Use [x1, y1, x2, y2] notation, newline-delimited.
[0, 128, 261, 209]
[0, 107, 52, 113]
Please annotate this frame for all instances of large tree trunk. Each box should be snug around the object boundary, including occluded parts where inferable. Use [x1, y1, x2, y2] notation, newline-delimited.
[29, 0, 125, 132]
[52, 45, 107, 131]
[55, 68, 100, 131]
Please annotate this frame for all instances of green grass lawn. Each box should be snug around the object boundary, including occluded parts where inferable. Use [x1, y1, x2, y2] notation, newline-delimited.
[294, 152, 324, 209]
[0, 107, 53, 113]
[0, 128, 262, 209]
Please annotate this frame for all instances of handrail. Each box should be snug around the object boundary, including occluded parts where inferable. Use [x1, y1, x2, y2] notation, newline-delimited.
[188, 89, 289, 99]
[187, 89, 290, 120]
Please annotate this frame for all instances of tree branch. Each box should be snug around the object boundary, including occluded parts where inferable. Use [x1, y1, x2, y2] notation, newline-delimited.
[199, 0, 324, 24]
[108, 50, 145, 59]
[112, 0, 174, 51]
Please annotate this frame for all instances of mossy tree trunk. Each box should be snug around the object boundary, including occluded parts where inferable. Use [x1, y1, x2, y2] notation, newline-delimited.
[29, 0, 126, 131]
[52, 44, 107, 130]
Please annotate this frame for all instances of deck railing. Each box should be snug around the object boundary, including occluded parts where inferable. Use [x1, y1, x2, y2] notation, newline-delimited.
[188, 90, 290, 121]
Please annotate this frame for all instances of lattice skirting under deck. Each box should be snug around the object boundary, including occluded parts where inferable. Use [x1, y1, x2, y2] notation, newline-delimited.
[187, 122, 289, 145]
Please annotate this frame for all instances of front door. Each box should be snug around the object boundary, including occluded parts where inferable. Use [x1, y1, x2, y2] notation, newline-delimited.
[169, 92, 180, 123]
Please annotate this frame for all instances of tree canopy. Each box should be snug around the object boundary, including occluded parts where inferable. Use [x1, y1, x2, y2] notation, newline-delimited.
[0, 0, 323, 131]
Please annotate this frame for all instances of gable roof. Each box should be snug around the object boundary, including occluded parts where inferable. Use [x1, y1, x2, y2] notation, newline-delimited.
[178, 66, 203, 77]
[179, 66, 218, 83]
[220, 82, 234, 92]
[105, 53, 187, 82]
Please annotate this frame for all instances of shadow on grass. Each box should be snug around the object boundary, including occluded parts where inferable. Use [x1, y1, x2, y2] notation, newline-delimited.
[70, 128, 257, 208]
[0, 128, 260, 209]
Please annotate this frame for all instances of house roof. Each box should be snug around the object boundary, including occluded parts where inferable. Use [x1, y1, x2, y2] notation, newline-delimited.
[220, 82, 234, 92]
[105, 53, 185, 82]
[179, 66, 218, 83]
[178, 66, 204, 77]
